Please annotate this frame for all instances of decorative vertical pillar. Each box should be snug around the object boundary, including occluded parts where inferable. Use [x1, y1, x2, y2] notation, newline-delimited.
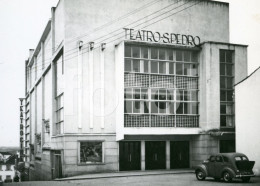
[166, 140, 170, 169]
[77, 41, 83, 129]
[100, 43, 106, 129]
[89, 42, 94, 129]
[141, 141, 145, 171]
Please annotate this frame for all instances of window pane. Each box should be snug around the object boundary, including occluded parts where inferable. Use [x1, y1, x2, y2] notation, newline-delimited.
[220, 50, 225, 62]
[169, 63, 174, 74]
[184, 51, 190, 62]
[151, 89, 158, 100]
[133, 60, 140, 72]
[176, 63, 183, 75]
[190, 91, 197, 101]
[220, 105, 226, 114]
[220, 77, 226, 88]
[183, 102, 188, 114]
[220, 64, 225, 75]
[159, 102, 166, 113]
[226, 64, 233, 76]
[220, 90, 226, 101]
[176, 90, 182, 100]
[141, 47, 148, 58]
[167, 50, 173, 60]
[190, 64, 198, 76]
[125, 59, 131, 72]
[151, 102, 158, 113]
[227, 91, 233, 101]
[159, 49, 166, 60]
[191, 103, 198, 114]
[159, 61, 166, 74]
[151, 62, 158, 73]
[134, 88, 140, 99]
[176, 102, 183, 114]
[133, 101, 141, 113]
[141, 89, 148, 99]
[183, 91, 188, 101]
[226, 51, 232, 63]
[132, 46, 140, 58]
[169, 102, 174, 114]
[80, 142, 102, 163]
[124, 88, 132, 99]
[220, 115, 226, 127]
[159, 89, 166, 100]
[125, 101, 132, 113]
[184, 64, 190, 75]
[125, 46, 131, 57]
[226, 104, 233, 114]
[191, 52, 198, 62]
[144, 101, 149, 113]
[167, 90, 174, 100]
[176, 51, 182, 61]
[143, 60, 149, 73]
[151, 48, 158, 59]
[226, 77, 233, 88]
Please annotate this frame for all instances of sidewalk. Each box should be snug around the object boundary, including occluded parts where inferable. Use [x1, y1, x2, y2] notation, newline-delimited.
[55, 169, 194, 181]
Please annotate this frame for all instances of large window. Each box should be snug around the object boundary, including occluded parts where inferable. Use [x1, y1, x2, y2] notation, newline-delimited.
[80, 141, 103, 164]
[219, 50, 234, 127]
[124, 45, 199, 127]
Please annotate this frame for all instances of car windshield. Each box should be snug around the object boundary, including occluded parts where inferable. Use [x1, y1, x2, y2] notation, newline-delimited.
[234, 156, 248, 161]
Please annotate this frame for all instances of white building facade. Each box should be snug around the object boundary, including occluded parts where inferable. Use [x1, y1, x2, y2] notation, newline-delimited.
[23, 0, 248, 180]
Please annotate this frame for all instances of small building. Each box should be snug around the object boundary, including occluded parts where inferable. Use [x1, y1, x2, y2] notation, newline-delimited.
[235, 66, 260, 176]
[23, 0, 248, 180]
[0, 153, 16, 182]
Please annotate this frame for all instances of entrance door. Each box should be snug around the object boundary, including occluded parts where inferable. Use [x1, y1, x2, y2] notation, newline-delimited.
[170, 141, 190, 169]
[51, 151, 62, 179]
[145, 141, 166, 170]
[119, 141, 141, 171]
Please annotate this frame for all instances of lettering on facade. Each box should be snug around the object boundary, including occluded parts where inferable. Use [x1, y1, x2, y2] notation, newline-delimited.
[19, 98, 24, 161]
[123, 28, 201, 46]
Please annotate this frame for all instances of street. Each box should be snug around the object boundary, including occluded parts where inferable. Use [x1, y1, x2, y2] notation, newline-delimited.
[5, 173, 260, 186]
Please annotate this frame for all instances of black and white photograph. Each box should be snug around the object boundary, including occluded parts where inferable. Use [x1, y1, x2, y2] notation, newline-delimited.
[0, 0, 260, 185]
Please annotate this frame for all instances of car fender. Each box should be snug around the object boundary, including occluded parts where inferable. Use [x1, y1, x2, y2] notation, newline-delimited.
[195, 164, 208, 177]
[221, 167, 236, 178]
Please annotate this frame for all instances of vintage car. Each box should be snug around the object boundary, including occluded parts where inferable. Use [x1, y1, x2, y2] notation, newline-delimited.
[195, 153, 255, 182]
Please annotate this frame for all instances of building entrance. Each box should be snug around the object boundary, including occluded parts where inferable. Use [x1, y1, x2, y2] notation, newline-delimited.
[145, 141, 166, 170]
[51, 150, 62, 179]
[170, 141, 190, 169]
[119, 141, 141, 171]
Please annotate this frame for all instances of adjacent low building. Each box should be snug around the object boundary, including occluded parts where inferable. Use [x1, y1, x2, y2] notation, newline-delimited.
[0, 153, 16, 182]
[235, 66, 260, 176]
[23, 0, 248, 180]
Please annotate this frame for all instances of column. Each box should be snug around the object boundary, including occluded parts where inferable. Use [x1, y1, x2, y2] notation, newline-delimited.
[166, 141, 170, 169]
[141, 141, 145, 171]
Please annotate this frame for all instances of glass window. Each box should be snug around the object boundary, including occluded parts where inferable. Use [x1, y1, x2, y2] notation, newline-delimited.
[167, 50, 173, 60]
[141, 47, 148, 59]
[226, 64, 232, 76]
[159, 90, 166, 100]
[190, 64, 198, 76]
[141, 89, 148, 99]
[220, 115, 226, 127]
[220, 90, 226, 101]
[226, 77, 233, 89]
[80, 142, 103, 163]
[133, 101, 141, 113]
[151, 48, 158, 59]
[176, 63, 183, 75]
[124, 88, 132, 99]
[227, 91, 233, 101]
[151, 62, 158, 73]
[220, 50, 225, 62]
[151, 102, 158, 113]
[220, 104, 226, 114]
[125, 101, 132, 113]
[176, 102, 183, 114]
[133, 60, 140, 72]
[169, 102, 175, 114]
[144, 101, 149, 113]
[134, 88, 140, 99]
[226, 51, 232, 63]
[159, 49, 166, 60]
[176, 51, 183, 61]
[159, 61, 166, 74]
[125, 46, 131, 57]
[143, 60, 149, 73]
[220, 77, 226, 88]
[169, 63, 174, 74]
[220, 63, 225, 75]
[125, 59, 131, 72]
[167, 90, 174, 100]
[191, 52, 198, 62]
[184, 51, 190, 62]
[151, 89, 158, 100]
[159, 102, 166, 113]
[132, 46, 140, 58]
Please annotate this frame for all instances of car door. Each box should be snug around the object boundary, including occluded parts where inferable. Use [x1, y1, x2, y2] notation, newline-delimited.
[207, 156, 216, 177]
[214, 155, 225, 178]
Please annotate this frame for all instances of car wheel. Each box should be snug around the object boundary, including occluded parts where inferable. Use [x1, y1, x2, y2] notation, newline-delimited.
[223, 171, 232, 182]
[196, 170, 205, 181]
[242, 177, 250, 183]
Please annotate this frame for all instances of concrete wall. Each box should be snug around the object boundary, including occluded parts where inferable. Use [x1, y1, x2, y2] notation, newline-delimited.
[199, 43, 247, 130]
[235, 68, 260, 176]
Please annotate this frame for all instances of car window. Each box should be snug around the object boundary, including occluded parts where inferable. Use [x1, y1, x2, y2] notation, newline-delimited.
[235, 156, 248, 161]
[241, 156, 248, 161]
[223, 156, 229, 162]
[209, 156, 215, 162]
[216, 156, 223, 162]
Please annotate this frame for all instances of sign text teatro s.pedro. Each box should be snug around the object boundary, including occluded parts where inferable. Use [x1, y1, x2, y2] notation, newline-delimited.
[123, 28, 201, 46]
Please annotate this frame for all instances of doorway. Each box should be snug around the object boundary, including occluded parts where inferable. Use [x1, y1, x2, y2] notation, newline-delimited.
[170, 141, 190, 169]
[145, 141, 166, 170]
[51, 150, 62, 179]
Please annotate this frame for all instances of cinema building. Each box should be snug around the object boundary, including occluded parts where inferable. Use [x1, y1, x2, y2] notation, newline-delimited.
[23, 0, 248, 180]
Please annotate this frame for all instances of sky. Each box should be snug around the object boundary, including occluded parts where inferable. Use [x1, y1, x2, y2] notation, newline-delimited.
[0, 0, 260, 147]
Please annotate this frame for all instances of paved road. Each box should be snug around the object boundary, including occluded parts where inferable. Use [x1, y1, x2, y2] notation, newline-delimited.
[6, 173, 260, 186]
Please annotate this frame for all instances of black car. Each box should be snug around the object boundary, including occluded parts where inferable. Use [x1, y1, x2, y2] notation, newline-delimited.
[195, 153, 255, 182]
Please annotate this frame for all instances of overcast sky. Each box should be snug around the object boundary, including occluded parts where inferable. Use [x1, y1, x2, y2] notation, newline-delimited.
[0, 0, 259, 147]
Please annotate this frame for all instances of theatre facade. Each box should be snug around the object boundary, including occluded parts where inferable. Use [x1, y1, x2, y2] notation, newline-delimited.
[23, 0, 248, 180]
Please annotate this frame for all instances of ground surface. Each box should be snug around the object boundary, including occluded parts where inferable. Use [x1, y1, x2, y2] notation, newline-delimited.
[5, 173, 260, 186]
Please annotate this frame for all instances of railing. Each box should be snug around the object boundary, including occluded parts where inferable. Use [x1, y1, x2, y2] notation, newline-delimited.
[124, 114, 199, 128]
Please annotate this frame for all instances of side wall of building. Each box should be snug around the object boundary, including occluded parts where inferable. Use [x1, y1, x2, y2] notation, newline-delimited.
[235, 68, 260, 176]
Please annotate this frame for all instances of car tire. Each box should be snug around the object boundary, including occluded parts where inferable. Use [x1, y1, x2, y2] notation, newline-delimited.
[242, 177, 251, 183]
[196, 170, 205, 181]
[223, 171, 232, 182]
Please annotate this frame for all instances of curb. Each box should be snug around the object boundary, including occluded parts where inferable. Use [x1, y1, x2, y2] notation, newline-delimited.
[55, 170, 194, 181]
